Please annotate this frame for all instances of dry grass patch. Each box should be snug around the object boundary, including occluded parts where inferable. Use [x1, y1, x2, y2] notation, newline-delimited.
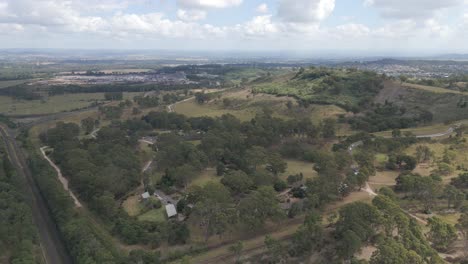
[122, 195, 142, 216]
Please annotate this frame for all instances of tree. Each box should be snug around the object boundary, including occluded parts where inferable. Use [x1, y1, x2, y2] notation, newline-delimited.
[322, 118, 336, 138]
[338, 230, 362, 261]
[427, 217, 457, 251]
[229, 241, 244, 264]
[290, 211, 323, 257]
[264, 235, 287, 263]
[415, 145, 433, 163]
[457, 213, 468, 259]
[392, 129, 402, 138]
[266, 153, 287, 176]
[191, 183, 236, 242]
[443, 185, 464, 209]
[370, 238, 423, 264]
[399, 75, 408, 84]
[221, 170, 254, 194]
[168, 164, 198, 190]
[245, 146, 267, 170]
[81, 117, 96, 134]
[239, 187, 284, 229]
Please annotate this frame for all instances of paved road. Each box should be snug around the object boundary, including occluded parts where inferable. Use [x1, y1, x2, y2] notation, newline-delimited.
[0, 125, 72, 264]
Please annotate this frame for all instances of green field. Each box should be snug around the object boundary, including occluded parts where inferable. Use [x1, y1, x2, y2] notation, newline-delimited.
[137, 208, 166, 222]
[404, 82, 468, 95]
[190, 169, 220, 187]
[0, 92, 142, 115]
[281, 159, 317, 180]
[174, 98, 258, 121]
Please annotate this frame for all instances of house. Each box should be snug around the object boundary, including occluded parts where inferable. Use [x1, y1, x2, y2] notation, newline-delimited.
[165, 204, 177, 218]
[141, 192, 150, 200]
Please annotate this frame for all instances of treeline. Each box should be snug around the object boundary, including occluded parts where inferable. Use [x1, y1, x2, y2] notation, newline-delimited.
[346, 101, 433, 132]
[0, 85, 42, 100]
[253, 67, 385, 113]
[0, 145, 41, 263]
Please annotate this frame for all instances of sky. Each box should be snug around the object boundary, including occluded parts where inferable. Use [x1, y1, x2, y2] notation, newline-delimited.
[0, 0, 467, 54]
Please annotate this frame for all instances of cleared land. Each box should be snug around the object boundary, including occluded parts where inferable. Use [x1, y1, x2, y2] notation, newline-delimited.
[281, 159, 317, 180]
[175, 89, 346, 123]
[0, 92, 142, 115]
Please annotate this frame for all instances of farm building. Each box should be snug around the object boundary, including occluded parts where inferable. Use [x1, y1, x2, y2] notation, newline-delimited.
[141, 192, 150, 200]
[165, 204, 177, 218]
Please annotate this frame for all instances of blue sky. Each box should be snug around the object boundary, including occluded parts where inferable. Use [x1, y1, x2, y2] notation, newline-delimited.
[0, 0, 467, 54]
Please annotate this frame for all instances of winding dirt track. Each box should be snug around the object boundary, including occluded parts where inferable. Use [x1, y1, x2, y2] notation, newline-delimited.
[40, 146, 82, 208]
[0, 125, 72, 264]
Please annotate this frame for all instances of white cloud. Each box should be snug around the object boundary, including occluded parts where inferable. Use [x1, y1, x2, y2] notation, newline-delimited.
[256, 3, 269, 14]
[240, 15, 277, 36]
[364, 0, 463, 19]
[278, 0, 335, 24]
[177, 0, 243, 9]
[177, 9, 207, 21]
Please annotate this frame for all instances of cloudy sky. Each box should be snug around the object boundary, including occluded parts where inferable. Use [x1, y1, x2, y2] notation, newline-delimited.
[0, 0, 467, 54]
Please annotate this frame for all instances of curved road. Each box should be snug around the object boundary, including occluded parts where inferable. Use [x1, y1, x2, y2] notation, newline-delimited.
[0, 125, 72, 264]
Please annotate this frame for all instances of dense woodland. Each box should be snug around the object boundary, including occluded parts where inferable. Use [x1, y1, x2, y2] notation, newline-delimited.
[0, 144, 40, 263]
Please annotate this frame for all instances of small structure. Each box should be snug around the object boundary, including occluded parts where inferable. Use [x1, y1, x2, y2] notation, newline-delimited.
[165, 204, 177, 218]
[141, 192, 150, 200]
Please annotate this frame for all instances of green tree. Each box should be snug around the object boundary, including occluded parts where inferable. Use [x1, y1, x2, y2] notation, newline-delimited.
[415, 145, 433, 163]
[264, 235, 287, 263]
[239, 186, 284, 229]
[81, 117, 96, 134]
[321, 118, 336, 138]
[290, 211, 323, 256]
[427, 217, 457, 251]
[229, 241, 244, 264]
[266, 153, 287, 176]
[192, 183, 237, 242]
[221, 170, 253, 194]
[338, 230, 362, 260]
[457, 213, 468, 259]
[370, 238, 423, 264]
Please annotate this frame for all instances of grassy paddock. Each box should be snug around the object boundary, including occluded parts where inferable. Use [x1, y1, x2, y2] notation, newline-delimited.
[0, 92, 143, 115]
[190, 169, 220, 187]
[281, 159, 317, 181]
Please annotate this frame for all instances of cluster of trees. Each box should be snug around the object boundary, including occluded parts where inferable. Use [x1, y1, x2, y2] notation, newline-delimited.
[253, 67, 385, 112]
[348, 102, 433, 132]
[334, 195, 443, 263]
[134, 96, 160, 108]
[26, 145, 124, 263]
[104, 91, 123, 101]
[0, 147, 40, 263]
[38, 122, 189, 249]
[0, 85, 41, 100]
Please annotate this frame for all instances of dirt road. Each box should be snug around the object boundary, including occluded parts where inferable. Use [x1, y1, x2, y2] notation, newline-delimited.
[40, 146, 82, 208]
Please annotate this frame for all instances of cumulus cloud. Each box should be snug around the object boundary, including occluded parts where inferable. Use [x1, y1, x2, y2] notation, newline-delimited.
[364, 0, 463, 19]
[177, 9, 207, 21]
[177, 0, 243, 9]
[277, 0, 335, 23]
[256, 3, 269, 14]
[240, 15, 277, 36]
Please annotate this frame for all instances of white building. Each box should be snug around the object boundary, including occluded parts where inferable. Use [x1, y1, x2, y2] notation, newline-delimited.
[165, 204, 177, 218]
